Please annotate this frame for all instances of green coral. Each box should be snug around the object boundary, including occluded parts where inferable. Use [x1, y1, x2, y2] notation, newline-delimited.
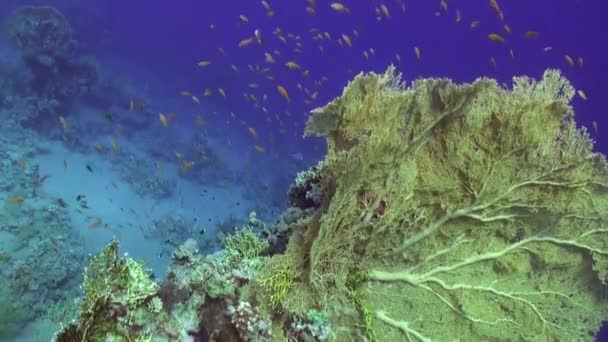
[224, 226, 269, 261]
[258, 255, 301, 309]
[56, 240, 159, 341]
[299, 67, 608, 340]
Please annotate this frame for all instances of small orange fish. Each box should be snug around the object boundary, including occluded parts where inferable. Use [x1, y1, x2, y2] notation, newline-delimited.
[197, 60, 212, 67]
[159, 113, 168, 127]
[238, 37, 255, 47]
[248, 127, 258, 139]
[489, 56, 497, 68]
[341, 33, 353, 47]
[93, 143, 105, 154]
[592, 121, 598, 134]
[330, 2, 350, 14]
[110, 137, 118, 153]
[487, 33, 505, 43]
[89, 218, 103, 228]
[181, 90, 192, 97]
[524, 30, 539, 39]
[285, 61, 301, 70]
[8, 196, 24, 205]
[577, 89, 588, 101]
[470, 20, 480, 29]
[564, 55, 575, 67]
[254, 145, 266, 153]
[59, 116, 68, 132]
[180, 160, 195, 172]
[413, 46, 421, 61]
[277, 85, 290, 102]
[16, 159, 27, 169]
[489, 0, 504, 22]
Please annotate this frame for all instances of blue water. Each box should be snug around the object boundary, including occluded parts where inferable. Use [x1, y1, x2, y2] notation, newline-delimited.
[0, 0, 606, 340]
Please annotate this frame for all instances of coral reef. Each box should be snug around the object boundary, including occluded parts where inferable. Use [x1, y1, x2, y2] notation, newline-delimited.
[7, 5, 99, 115]
[53, 68, 608, 341]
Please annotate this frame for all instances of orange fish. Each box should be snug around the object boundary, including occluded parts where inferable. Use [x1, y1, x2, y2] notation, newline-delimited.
[277, 85, 290, 103]
[524, 31, 539, 39]
[8, 196, 24, 205]
[487, 33, 505, 43]
[89, 218, 103, 228]
[238, 37, 255, 47]
[159, 113, 168, 127]
[59, 116, 68, 132]
[254, 145, 266, 153]
[413, 46, 421, 60]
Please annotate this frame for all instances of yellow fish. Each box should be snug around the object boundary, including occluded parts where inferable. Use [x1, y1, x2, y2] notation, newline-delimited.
[110, 137, 118, 153]
[181, 90, 192, 97]
[277, 85, 290, 103]
[93, 143, 105, 154]
[380, 4, 390, 18]
[564, 55, 575, 67]
[487, 33, 505, 43]
[414, 46, 421, 60]
[8, 196, 24, 205]
[341, 33, 352, 47]
[239, 14, 249, 22]
[238, 37, 255, 47]
[524, 31, 539, 39]
[264, 52, 275, 63]
[197, 60, 212, 67]
[330, 2, 350, 14]
[285, 61, 301, 70]
[159, 113, 168, 127]
[577, 89, 588, 101]
[248, 127, 258, 139]
[592, 121, 598, 134]
[254, 145, 266, 153]
[59, 116, 68, 132]
[470, 20, 480, 29]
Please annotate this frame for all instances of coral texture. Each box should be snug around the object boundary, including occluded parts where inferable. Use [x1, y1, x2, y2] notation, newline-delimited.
[298, 66, 608, 340]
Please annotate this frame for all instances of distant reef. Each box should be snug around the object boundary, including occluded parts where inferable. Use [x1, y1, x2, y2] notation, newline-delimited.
[56, 68, 608, 341]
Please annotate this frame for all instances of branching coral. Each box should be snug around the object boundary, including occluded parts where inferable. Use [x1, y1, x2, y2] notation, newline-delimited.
[299, 66, 608, 340]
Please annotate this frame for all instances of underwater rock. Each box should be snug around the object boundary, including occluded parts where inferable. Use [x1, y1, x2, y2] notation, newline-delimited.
[7, 6, 99, 114]
[7, 6, 74, 68]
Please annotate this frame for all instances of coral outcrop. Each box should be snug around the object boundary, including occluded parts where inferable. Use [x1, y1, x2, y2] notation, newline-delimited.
[55, 68, 608, 341]
[6, 6, 98, 113]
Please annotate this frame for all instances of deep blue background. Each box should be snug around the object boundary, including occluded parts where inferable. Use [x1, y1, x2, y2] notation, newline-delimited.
[1, 0, 607, 339]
